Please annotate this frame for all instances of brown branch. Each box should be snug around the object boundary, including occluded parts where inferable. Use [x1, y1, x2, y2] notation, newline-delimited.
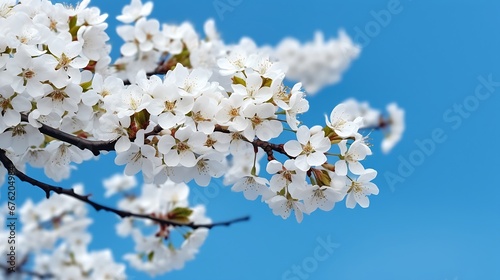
[122, 59, 172, 86]
[24, 110, 292, 163]
[21, 114, 116, 156]
[144, 124, 163, 138]
[122, 70, 168, 86]
[362, 116, 390, 130]
[253, 139, 290, 161]
[0, 263, 54, 279]
[20, 115, 165, 157]
[0, 150, 249, 230]
[121, 47, 191, 85]
[214, 125, 293, 161]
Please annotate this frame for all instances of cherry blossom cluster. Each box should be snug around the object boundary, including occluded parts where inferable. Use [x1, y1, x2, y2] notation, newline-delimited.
[0, 0, 110, 181]
[274, 31, 360, 94]
[104, 174, 210, 276]
[0, 176, 210, 278]
[112, 0, 360, 94]
[341, 98, 406, 154]
[0, 0, 405, 277]
[0, 184, 126, 279]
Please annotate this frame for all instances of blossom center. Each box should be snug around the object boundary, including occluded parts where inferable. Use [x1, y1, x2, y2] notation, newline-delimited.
[231, 132, 242, 141]
[334, 119, 346, 129]
[0, 4, 12, 18]
[232, 57, 245, 68]
[193, 111, 207, 122]
[313, 188, 325, 199]
[250, 115, 263, 127]
[131, 151, 142, 163]
[197, 160, 208, 173]
[303, 142, 314, 154]
[0, 97, 11, 111]
[345, 154, 355, 162]
[350, 182, 362, 193]
[205, 137, 217, 147]
[48, 89, 69, 101]
[184, 81, 197, 93]
[282, 170, 292, 182]
[22, 69, 35, 80]
[49, 19, 58, 31]
[176, 141, 190, 152]
[56, 53, 72, 70]
[12, 124, 26, 137]
[165, 100, 176, 111]
[229, 107, 239, 118]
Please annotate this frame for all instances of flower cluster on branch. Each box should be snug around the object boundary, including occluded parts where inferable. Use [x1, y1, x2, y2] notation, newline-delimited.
[0, 0, 405, 278]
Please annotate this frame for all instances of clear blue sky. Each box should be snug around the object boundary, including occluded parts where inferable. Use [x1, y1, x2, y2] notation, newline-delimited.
[15, 0, 500, 279]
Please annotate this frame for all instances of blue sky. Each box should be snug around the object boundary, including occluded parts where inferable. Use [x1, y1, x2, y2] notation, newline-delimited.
[12, 0, 500, 279]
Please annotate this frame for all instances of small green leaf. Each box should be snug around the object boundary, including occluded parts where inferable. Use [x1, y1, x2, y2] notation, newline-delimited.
[80, 80, 93, 91]
[323, 125, 333, 135]
[169, 207, 193, 223]
[261, 77, 273, 88]
[232, 76, 246, 86]
[183, 231, 193, 239]
[69, 16, 78, 29]
[147, 251, 155, 262]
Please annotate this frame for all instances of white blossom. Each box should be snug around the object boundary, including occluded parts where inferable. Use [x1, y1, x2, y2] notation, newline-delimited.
[346, 169, 379, 209]
[335, 140, 372, 176]
[117, 0, 153, 23]
[103, 173, 138, 197]
[326, 103, 363, 138]
[382, 103, 405, 153]
[0, 0, 406, 277]
[284, 125, 331, 171]
[232, 175, 274, 201]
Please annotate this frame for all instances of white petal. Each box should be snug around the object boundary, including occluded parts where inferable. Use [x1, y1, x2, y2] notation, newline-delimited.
[335, 160, 347, 176]
[121, 42, 138, 56]
[266, 160, 282, 174]
[358, 168, 377, 182]
[364, 182, 379, 195]
[179, 151, 197, 167]
[345, 193, 356, 209]
[3, 110, 20, 127]
[124, 159, 142, 175]
[338, 140, 348, 156]
[283, 140, 302, 157]
[306, 151, 326, 167]
[296, 126, 310, 144]
[349, 161, 365, 175]
[356, 195, 370, 208]
[164, 150, 180, 167]
[294, 155, 310, 172]
[115, 136, 131, 153]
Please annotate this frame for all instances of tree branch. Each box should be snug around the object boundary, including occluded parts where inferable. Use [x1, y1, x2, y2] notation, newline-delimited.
[21, 114, 116, 156]
[0, 263, 54, 279]
[253, 139, 290, 161]
[122, 58, 172, 86]
[213, 125, 293, 161]
[0, 150, 249, 230]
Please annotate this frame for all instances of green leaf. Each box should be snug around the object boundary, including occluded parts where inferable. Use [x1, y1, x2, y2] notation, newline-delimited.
[69, 16, 77, 29]
[232, 76, 246, 87]
[147, 251, 155, 262]
[183, 231, 193, 239]
[80, 80, 93, 91]
[261, 77, 273, 88]
[169, 207, 193, 223]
